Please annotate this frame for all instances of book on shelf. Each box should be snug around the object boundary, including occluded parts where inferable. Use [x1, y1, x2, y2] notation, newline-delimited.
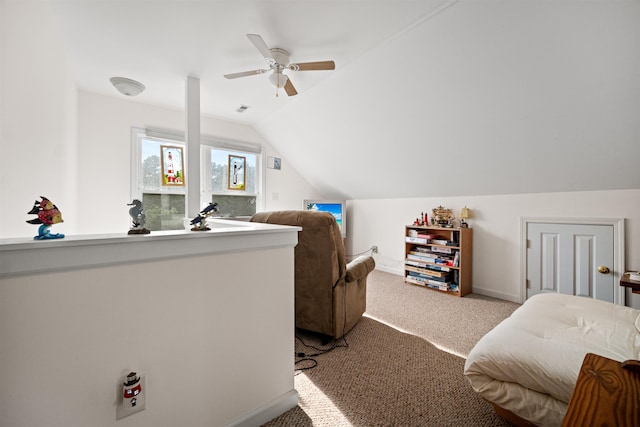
[453, 251, 460, 267]
[452, 270, 459, 284]
[405, 276, 427, 286]
[407, 252, 438, 261]
[433, 258, 455, 267]
[430, 239, 449, 245]
[407, 254, 455, 271]
[405, 273, 429, 283]
[405, 265, 449, 278]
[424, 274, 449, 282]
[406, 236, 428, 244]
[407, 270, 450, 282]
[431, 246, 453, 254]
[405, 275, 452, 292]
[406, 270, 433, 281]
[413, 246, 434, 254]
[405, 273, 450, 285]
[434, 283, 451, 291]
[427, 283, 450, 291]
[410, 249, 452, 259]
[417, 233, 439, 240]
[405, 259, 429, 268]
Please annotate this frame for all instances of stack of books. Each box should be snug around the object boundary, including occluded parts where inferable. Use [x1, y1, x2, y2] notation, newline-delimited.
[404, 263, 452, 291]
[407, 247, 455, 267]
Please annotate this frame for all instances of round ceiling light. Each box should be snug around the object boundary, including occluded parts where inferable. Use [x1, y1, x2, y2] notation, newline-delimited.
[109, 77, 146, 96]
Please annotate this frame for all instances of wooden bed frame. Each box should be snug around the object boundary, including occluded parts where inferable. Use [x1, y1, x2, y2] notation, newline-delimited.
[491, 403, 537, 427]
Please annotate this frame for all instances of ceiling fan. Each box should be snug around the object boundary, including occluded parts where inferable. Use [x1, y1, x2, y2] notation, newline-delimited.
[224, 34, 335, 97]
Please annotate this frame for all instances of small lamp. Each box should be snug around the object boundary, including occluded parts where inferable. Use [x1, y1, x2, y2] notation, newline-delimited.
[459, 206, 472, 228]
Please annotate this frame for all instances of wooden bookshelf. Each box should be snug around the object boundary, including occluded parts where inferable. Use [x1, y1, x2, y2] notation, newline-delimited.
[404, 225, 472, 297]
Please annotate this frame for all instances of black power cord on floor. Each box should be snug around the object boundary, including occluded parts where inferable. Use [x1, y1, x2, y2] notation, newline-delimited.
[294, 333, 349, 373]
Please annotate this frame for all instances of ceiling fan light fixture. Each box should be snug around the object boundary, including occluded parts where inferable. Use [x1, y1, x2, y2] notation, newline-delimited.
[109, 77, 146, 96]
[268, 72, 288, 89]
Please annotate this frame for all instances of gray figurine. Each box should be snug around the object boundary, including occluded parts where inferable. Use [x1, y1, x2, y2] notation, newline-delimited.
[127, 199, 150, 235]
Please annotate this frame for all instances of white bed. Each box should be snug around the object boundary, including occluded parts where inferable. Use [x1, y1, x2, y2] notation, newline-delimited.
[464, 292, 640, 426]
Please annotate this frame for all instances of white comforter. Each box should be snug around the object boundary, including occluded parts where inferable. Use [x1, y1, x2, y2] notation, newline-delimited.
[464, 293, 640, 426]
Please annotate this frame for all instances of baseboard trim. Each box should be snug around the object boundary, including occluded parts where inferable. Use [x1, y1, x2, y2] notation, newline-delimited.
[374, 265, 403, 276]
[472, 286, 521, 303]
[226, 389, 299, 427]
[374, 267, 521, 304]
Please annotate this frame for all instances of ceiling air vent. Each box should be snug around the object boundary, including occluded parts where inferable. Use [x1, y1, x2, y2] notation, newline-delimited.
[236, 105, 250, 113]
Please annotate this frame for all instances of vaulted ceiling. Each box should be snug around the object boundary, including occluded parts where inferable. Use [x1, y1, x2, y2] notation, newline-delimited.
[50, 0, 640, 200]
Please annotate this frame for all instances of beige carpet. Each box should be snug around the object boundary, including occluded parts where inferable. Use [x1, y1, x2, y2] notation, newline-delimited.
[263, 270, 520, 426]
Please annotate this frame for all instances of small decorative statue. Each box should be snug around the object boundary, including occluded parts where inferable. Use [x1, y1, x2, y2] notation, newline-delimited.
[190, 202, 219, 231]
[127, 199, 150, 235]
[26, 196, 65, 240]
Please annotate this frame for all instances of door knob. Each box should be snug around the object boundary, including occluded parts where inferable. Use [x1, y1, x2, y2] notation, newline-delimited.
[597, 266, 610, 274]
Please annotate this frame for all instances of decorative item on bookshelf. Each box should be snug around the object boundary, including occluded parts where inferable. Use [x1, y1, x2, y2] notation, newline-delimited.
[459, 206, 472, 228]
[432, 206, 455, 227]
[412, 212, 429, 226]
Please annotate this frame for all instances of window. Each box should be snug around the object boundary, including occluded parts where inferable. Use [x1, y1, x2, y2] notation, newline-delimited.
[132, 128, 264, 231]
[202, 146, 260, 218]
[132, 130, 186, 231]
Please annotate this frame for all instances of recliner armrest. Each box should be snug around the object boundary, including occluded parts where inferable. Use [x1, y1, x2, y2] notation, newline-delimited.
[346, 256, 375, 282]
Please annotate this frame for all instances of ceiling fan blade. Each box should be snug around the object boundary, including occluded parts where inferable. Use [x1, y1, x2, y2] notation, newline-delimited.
[223, 69, 267, 79]
[289, 61, 335, 71]
[284, 79, 298, 96]
[247, 34, 275, 64]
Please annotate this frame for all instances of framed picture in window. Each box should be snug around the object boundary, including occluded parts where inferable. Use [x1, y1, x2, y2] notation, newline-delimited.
[161, 145, 185, 186]
[228, 155, 246, 190]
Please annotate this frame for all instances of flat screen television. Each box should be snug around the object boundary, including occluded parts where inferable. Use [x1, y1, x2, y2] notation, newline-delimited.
[303, 200, 346, 238]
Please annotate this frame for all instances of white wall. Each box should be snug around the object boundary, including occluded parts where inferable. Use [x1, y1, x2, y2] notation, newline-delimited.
[0, 232, 297, 427]
[0, 1, 78, 238]
[349, 189, 640, 308]
[73, 91, 321, 234]
[258, 0, 640, 201]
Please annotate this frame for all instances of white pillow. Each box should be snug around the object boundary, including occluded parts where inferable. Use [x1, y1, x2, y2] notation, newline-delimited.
[636, 313, 640, 334]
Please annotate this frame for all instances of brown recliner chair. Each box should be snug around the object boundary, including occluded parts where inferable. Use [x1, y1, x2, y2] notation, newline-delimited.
[250, 210, 375, 339]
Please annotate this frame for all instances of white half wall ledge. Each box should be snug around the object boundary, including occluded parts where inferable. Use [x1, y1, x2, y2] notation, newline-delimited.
[0, 219, 300, 278]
